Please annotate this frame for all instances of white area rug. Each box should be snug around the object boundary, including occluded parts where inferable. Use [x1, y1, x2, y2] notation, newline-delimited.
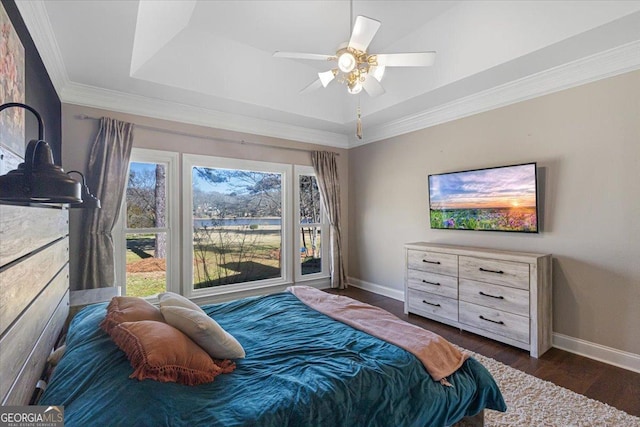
[461, 349, 640, 426]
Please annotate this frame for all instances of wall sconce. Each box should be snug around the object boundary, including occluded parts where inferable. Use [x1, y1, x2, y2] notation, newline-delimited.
[67, 170, 101, 209]
[0, 102, 82, 204]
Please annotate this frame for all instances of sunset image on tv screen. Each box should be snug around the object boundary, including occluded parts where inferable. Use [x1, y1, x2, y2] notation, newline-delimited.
[429, 163, 538, 232]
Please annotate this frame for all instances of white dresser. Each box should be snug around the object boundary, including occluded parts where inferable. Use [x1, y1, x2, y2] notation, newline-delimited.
[404, 242, 552, 358]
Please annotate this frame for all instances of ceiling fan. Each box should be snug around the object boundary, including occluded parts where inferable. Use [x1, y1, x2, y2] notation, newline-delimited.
[273, 15, 436, 98]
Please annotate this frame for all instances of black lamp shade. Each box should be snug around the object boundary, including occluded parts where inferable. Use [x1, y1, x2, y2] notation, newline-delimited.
[76, 183, 101, 209]
[1, 102, 85, 205]
[67, 170, 101, 209]
[0, 139, 81, 203]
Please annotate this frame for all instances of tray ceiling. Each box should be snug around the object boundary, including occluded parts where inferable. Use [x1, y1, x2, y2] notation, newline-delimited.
[16, 1, 640, 148]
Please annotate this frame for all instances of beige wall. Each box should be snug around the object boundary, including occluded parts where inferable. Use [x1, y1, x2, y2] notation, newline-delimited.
[61, 104, 349, 292]
[348, 70, 640, 355]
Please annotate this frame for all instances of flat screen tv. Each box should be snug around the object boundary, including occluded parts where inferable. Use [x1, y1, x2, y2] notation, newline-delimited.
[428, 162, 538, 233]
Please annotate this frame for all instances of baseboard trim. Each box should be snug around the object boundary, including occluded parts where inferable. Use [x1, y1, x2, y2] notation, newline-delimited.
[552, 333, 640, 374]
[347, 276, 404, 302]
[347, 276, 640, 373]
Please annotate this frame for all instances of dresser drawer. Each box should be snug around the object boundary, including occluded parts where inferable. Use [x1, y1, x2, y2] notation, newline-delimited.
[407, 250, 458, 276]
[459, 256, 529, 290]
[459, 279, 529, 316]
[459, 301, 529, 344]
[407, 269, 457, 299]
[407, 288, 458, 322]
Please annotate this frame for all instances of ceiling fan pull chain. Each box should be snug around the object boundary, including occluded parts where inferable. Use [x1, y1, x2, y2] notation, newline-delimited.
[356, 102, 363, 140]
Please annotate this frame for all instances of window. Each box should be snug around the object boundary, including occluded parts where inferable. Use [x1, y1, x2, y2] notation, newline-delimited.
[295, 166, 329, 281]
[116, 150, 329, 301]
[115, 149, 179, 298]
[183, 155, 293, 296]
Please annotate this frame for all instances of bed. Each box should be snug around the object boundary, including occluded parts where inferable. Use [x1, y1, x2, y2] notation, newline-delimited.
[40, 288, 506, 427]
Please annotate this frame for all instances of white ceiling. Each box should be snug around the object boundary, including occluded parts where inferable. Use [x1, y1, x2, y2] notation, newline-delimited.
[16, 1, 640, 148]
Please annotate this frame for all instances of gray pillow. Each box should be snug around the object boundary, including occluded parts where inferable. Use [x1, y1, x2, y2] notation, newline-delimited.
[160, 305, 245, 359]
[158, 292, 204, 313]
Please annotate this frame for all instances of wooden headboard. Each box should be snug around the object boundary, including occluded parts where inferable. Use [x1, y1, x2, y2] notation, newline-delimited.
[0, 204, 70, 405]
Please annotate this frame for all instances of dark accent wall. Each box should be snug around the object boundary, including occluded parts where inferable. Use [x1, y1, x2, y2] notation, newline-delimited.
[2, 0, 61, 163]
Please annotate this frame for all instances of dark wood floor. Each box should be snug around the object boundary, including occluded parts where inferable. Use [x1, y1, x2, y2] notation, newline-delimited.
[326, 287, 640, 417]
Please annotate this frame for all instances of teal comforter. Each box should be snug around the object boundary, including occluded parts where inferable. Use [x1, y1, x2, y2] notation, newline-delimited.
[41, 292, 505, 426]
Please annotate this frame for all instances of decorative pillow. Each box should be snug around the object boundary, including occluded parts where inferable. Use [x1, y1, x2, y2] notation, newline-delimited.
[110, 320, 235, 385]
[158, 292, 204, 313]
[160, 305, 246, 359]
[100, 296, 164, 334]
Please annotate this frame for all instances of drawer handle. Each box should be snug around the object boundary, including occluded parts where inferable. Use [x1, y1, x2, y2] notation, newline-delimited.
[422, 300, 441, 307]
[422, 280, 441, 286]
[423, 259, 441, 265]
[479, 315, 505, 325]
[479, 267, 504, 274]
[479, 291, 504, 300]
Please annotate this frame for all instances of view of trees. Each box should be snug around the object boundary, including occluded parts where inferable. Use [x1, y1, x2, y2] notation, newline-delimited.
[299, 175, 322, 271]
[124, 163, 168, 297]
[126, 164, 166, 257]
[193, 168, 282, 219]
[192, 167, 283, 288]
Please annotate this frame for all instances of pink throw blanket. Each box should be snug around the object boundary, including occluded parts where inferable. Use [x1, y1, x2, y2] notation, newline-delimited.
[288, 286, 469, 384]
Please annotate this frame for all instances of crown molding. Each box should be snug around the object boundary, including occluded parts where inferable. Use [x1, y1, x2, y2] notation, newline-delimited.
[351, 39, 640, 147]
[61, 82, 350, 148]
[15, 0, 70, 92]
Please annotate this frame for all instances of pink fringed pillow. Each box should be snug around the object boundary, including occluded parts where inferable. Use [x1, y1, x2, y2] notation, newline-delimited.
[110, 320, 236, 385]
[100, 296, 165, 334]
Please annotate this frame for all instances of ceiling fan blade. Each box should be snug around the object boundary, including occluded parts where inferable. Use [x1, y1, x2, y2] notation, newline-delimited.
[273, 51, 335, 61]
[348, 16, 381, 52]
[362, 74, 385, 97]
[318, 69, 336, 87]
[375, 52, 436, 67]
[300, 78, 323, 94]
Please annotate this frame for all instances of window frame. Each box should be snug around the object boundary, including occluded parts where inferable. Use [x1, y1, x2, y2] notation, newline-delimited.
[294, 165, 330, 282]
[114, 148, 180, 298]
[182, 154, 293, 298]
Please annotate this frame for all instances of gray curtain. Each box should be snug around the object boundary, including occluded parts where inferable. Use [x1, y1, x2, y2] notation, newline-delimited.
[78, 118, 134, 289]
[311, 151, 347, 289]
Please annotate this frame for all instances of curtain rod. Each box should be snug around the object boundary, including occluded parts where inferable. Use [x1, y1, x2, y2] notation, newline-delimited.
[75, 114, 340, 156]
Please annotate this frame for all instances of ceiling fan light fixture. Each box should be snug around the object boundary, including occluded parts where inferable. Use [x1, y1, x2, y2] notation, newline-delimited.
[319, 69, 337, 87]
[348, 80, 363, 95]
[338, 51, 357, 73]
[371, 65, 385, 82]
